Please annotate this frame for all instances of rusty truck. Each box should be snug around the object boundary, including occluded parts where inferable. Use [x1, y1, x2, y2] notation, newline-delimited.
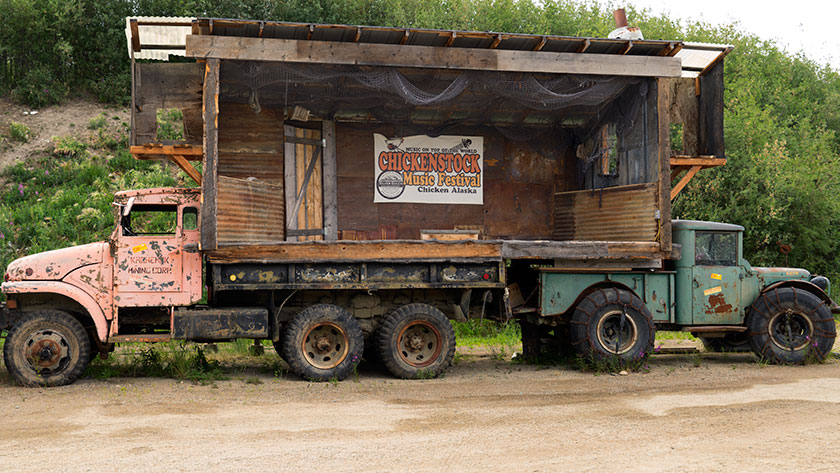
[0, 17, 836, 386]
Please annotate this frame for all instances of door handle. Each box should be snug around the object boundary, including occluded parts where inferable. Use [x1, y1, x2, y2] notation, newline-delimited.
[693, 278, 700, 288]
[183, 243, 199, 253]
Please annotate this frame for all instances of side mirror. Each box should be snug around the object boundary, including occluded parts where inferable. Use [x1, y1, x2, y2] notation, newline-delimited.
[123, 197, 135, 217]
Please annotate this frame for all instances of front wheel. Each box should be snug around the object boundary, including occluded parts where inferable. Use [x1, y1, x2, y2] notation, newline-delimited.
[376, 303, 455, 379]
[280, 304, 363, 381]
[747, 288, 836, 364]
[569, 288, 654, 361]
[3, 310, 91, 386]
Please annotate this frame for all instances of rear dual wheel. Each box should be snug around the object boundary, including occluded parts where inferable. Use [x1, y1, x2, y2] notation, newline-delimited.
[376, 303, 455, 379]
[281, 304, 364, 381]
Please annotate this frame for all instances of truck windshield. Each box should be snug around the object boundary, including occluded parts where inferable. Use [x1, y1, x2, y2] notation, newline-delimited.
[122, 204, 177, 236]
[695, 231, 737, 266]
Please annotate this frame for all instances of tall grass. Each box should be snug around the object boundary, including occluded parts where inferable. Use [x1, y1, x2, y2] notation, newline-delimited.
[453, 319, 521, 348]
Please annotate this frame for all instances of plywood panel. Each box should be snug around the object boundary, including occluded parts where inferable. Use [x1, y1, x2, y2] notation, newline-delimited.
[134, 63, 204, 145]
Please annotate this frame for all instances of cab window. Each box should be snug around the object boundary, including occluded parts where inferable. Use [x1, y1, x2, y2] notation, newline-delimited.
[122, 204, 177, 236]
[695, 231, 737, 266]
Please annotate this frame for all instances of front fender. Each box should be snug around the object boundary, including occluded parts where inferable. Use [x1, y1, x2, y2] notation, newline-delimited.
[762, 280, 840, 313]
[2, 281, 109, 341]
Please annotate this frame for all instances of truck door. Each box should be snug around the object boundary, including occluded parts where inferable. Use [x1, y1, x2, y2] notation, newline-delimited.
[115, 203, 197, 306]
[691, 231, 741, 324]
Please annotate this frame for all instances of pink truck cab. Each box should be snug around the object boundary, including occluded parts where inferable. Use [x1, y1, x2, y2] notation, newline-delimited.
[1, 187, 202, 385]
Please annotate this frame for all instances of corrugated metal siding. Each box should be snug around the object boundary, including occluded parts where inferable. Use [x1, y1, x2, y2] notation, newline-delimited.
[554, 183, 658, 242]
[217, 176, 284, 243]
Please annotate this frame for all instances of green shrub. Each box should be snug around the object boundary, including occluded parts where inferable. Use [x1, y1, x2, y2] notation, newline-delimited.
[7, 122, 31, 143]
[53, 136, 87, 157]
[88, 113, 107, 130]
[87, 72, 131, 106]
[11, 67, 69, 109]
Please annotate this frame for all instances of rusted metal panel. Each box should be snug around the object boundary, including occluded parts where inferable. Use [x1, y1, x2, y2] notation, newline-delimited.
[210, 261, 503, 291]
[172, 307, 269, 340]
[553, 183, 658, 242]
[217, 176, 285, 243]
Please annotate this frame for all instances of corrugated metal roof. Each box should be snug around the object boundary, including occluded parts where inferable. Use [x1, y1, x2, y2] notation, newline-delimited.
[126, 17, 733, 76]
[676, 42, 734, 78]
[125, 17, 194, 60]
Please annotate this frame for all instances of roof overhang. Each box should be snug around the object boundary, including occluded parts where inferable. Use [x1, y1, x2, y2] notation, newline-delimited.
[126, 17, 732, 78]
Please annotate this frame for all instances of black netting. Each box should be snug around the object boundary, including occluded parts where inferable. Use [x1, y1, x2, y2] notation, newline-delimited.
[220, 61, 641, 137]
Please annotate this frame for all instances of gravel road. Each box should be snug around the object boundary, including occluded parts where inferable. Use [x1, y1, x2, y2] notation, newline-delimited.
[2, 349, 840, 472]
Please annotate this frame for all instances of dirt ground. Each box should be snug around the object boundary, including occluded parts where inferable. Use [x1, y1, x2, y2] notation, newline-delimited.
[1, 347, 839, 473]
[0, 97, 128, 169]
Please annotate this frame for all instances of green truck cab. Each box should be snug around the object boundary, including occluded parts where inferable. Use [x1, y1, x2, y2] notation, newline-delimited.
[533, 220, 838, 363]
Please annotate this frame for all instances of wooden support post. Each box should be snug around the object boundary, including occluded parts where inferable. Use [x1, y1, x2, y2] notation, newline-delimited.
[657, 78, 672, 252]
[201, 58, 220, 251]
[322, 120, 338, 240]
[171, 154, 202, 185]
[130, 19, 141, 52]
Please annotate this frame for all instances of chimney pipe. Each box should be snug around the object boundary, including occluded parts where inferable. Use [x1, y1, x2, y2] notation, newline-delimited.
[613, 9, 628, 28]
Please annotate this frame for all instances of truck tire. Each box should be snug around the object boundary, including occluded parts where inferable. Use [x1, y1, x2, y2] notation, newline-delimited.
[570, 288, 654, 361]
[747, 287, 836, 364]
[376, 303, 455, 379]
[281, 304, 363, 381]
[700, 332, 751, 352]
[3, 310, 91, 386]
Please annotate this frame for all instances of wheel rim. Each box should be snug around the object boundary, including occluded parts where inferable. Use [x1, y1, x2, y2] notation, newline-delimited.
[397, 321, 442, 368]
[301, 322, 349, 370]
[769, 310, 814, 351]
[23, 329, 72, 376]
[595, 309, 638, 355]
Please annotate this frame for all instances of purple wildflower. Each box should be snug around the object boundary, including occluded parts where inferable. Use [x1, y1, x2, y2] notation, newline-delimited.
[44, 170, 49, 176]
[0, 232, 4, 239]
[18, 184, 23, 196]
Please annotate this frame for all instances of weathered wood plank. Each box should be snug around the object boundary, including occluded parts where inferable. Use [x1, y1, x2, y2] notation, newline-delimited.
[205, 240, 503, 263]
[502, 240, 664, 259]
[186, 35, 682, 78]
[322, 120, 338, 240]
[203, 239, 668, 264]
[200, 58, 220, 251]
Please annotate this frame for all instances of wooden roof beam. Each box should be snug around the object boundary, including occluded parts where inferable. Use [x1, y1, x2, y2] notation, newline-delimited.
[186, 35, 682, 78]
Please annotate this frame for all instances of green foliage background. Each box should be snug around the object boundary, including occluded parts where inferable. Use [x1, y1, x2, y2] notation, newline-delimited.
[1, 0, 839, 284]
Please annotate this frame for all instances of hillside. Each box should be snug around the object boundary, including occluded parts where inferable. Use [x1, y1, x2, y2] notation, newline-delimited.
[0, 97, 188, 273]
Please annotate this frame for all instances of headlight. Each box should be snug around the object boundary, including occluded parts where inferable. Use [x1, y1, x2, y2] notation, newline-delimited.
[811, 275, 830, 292]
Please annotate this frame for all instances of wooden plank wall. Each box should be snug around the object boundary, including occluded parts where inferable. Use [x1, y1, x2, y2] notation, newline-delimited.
[335, 124, 563, 240]
[216, 102, 285, 243]
[553, 183, 659, 241]
[134, 63, 204, 145]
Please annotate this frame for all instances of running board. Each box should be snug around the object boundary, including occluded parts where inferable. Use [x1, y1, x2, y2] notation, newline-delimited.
[109, 334, 171, 343]
[684, 326, 747, 333]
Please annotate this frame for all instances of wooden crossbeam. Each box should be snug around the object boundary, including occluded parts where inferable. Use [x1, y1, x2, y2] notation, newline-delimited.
[130, 144, 203, 160]
[185, 35, 682, 78]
